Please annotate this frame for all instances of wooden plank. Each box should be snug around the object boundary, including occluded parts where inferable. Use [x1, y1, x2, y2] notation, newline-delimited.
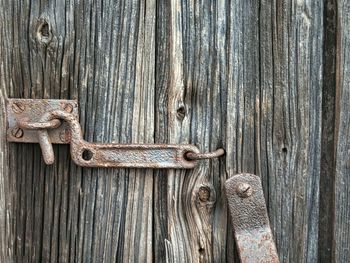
[226, 0, 261, 260]
[0, 0, 155, 261]
[334, 0, 350, 261]
[155, 0, 228, 261]
[0, 85, 10, 262]
[156, 0, 324, 262]
[318, 0, 337, 261]
[0, 1, 13, 261]
[259, 0, 323, 261]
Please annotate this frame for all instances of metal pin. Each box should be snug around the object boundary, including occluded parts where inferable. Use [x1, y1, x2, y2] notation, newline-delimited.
[38, 130, 55, 165]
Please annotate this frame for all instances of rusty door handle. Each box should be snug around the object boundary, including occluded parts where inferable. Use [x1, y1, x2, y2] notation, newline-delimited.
[225, 173, 280, 263]
[7, 99, 224, 168]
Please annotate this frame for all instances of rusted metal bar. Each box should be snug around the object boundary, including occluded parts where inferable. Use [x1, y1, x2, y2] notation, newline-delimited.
[225, 173, 279, 263]
[19, 119, 61, 129]
[37, 109, 202, 168]
[7, 99, 224, 169]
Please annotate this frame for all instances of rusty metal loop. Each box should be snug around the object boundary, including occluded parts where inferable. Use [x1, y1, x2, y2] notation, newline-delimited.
[34, 110, 84, 165]
[18, 119, 61, 129]
[185, 148, 225, 160]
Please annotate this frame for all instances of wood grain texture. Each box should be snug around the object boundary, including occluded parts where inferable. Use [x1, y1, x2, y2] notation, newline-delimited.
[0, 78, 10, 262]
[0, 0, 155, 261]
[259, 0, 323, 262]
[334, 0, 350, 261]
[155, 0, 227, 261]
[0, 0, 347, 262]
[157, 0, 324, 262]
[225, 0, 260, 260]
[318, 0, 337, 261]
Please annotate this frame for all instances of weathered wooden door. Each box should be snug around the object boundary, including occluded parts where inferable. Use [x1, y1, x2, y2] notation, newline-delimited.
[1, 0, 349, 262]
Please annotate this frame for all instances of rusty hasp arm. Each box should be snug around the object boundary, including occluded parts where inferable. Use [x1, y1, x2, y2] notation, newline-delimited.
[225, 173, 279, 263]
[6, 99, 224, 168]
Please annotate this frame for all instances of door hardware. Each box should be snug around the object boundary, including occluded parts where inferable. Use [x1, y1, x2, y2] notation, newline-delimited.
[6, 99, 224, 168]
[225, 173, 279, 263]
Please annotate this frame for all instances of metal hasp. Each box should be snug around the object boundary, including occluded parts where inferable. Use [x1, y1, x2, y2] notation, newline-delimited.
[225, 173, 279, 263]
[6, 99, 224, 169]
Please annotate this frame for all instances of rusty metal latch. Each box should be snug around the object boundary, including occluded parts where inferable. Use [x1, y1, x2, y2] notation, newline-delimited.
[6, 99, 224, 168]
[225, 173, 279, 263]
[8, 99, 280, 260]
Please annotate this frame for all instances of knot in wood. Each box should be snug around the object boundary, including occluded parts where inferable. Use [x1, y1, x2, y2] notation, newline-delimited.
[176, 106, 186, 120]
[36, 19, 52, 45]
[198, 186, 210, 202]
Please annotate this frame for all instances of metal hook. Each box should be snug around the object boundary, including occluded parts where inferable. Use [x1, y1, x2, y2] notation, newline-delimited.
[185, 148, 225, 160]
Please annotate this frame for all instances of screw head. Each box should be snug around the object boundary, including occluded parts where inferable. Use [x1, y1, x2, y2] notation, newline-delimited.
[236, 183, 252, 198]
[59, 129, 71, 143]
[12, 102, 25, 114]
[62, 103, 73, 113]
[11, 127, 24, 138]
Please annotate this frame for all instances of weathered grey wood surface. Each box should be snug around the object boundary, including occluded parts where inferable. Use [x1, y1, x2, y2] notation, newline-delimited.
[334, 0, 350, 261]
[0, 0, 156, 262]
[0, 81, 9, 262]
[0, 0, 348, 262]
[259, 1, 323, 262]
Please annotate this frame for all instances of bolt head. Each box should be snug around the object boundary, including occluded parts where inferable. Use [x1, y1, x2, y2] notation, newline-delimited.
[62, 103, 73, 113]
[59, 129, 71, 143]
[12, 102, 25, 114]
[11, 127, 24, 138]
[236, 183, 252, 198]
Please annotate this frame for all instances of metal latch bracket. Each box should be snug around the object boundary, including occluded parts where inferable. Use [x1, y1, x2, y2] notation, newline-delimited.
[7, 99, 79, 144]
[6, 99, 224, 169]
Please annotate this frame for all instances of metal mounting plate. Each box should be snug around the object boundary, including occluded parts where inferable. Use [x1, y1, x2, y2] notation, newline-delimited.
[7, 99, 79, 144]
